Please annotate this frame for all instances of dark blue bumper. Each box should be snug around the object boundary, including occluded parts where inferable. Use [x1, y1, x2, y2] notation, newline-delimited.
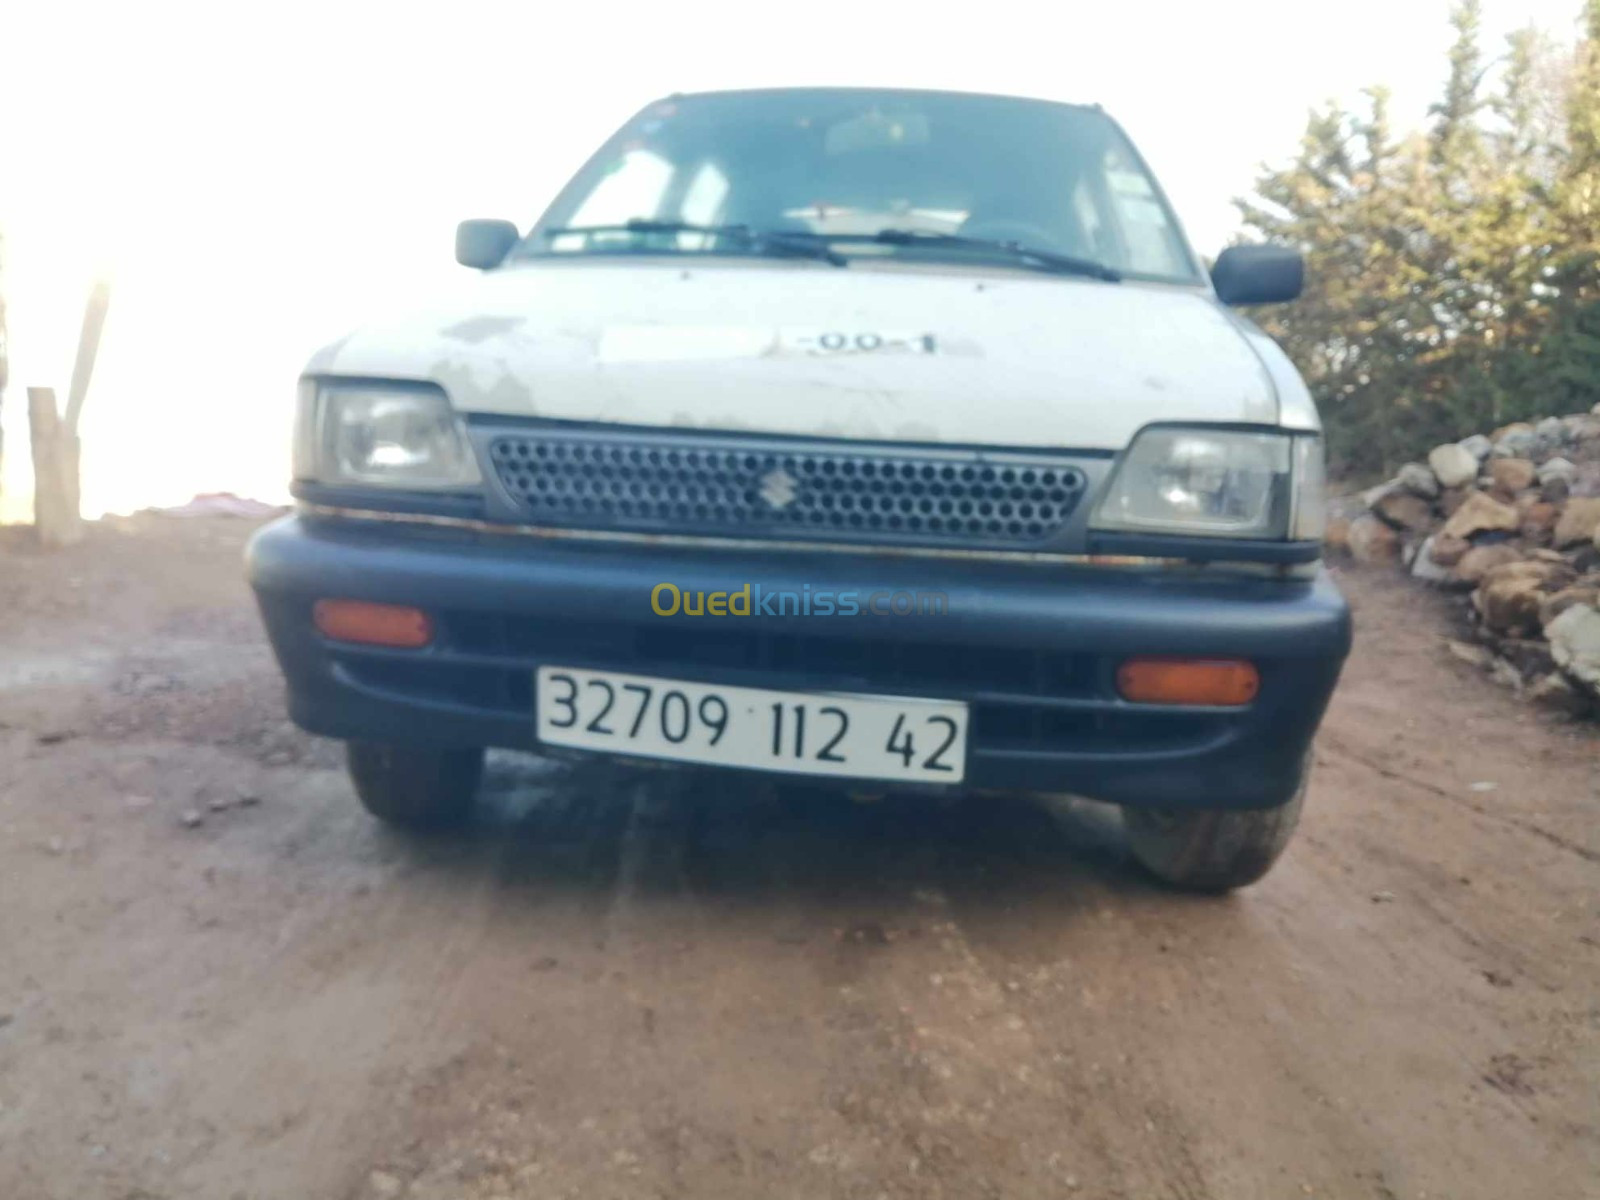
[247, 515, 1351, 810]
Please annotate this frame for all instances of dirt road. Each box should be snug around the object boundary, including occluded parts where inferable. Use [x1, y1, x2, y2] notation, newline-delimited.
[0, 516, 1595, 1200]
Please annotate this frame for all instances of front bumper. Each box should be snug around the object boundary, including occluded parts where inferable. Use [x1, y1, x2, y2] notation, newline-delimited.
[247, 514, 1351, 810]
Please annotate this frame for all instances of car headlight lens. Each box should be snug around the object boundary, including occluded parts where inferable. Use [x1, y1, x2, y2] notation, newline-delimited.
[295, 383, 481, 489]
[1289, 434, 1326, 541]
[1091, 426, 1323, 540]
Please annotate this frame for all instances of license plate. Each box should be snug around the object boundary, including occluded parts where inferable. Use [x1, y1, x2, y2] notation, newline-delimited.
[535, 666, 968, 784]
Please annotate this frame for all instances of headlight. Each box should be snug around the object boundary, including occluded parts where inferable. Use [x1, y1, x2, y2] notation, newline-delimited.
[1091, 426, 1323, 541]
[294, 382, 481, 489]
[1288, 434, 1326, 541]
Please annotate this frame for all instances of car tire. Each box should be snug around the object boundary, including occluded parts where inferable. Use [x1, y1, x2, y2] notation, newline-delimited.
[1121, 770, 1307, 892]
[346, 742, 484, 831]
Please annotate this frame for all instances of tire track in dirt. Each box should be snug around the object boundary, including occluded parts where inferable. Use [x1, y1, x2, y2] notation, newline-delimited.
[1318, 730, 1600, 864]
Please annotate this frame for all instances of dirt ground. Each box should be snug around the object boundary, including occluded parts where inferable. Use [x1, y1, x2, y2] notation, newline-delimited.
[0, 515, 1595, 1200]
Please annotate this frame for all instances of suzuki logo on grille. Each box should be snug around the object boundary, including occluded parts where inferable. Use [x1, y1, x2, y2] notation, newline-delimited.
[758, 467, 800, 510]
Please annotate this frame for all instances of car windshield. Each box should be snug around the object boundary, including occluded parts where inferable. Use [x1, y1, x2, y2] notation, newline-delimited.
[520, 89, 1203, 284]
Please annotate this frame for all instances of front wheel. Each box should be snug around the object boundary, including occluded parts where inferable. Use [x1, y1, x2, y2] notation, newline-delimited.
[346, 742, 484, 831]
[1121, 773, 1307, 892]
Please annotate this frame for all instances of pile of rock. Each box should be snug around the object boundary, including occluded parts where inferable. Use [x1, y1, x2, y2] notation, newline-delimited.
[1330, 406, 1600, 712]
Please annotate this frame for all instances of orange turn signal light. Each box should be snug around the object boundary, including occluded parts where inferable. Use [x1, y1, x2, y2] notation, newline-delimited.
[312, 599, 433, 648]
[1116, 657, 1259, 707]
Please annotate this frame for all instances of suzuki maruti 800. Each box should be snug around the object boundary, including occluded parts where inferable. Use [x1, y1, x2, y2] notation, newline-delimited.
[248, 88, 1351, 890]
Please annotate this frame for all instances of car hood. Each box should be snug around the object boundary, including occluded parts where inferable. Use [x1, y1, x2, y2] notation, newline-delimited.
[307, 260, 1281, 450]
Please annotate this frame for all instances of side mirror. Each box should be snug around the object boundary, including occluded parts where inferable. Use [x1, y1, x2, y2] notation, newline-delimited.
[455, 219, 521, 269]
[1211, 244, 1304, 306]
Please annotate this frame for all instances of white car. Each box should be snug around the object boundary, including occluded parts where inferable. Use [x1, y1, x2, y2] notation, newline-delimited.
[249, 88, 1350, 890]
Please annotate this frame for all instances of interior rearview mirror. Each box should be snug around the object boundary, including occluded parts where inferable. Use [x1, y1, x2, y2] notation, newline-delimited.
[1211, 244, 1304, 306]
[455, 219, 521, 269]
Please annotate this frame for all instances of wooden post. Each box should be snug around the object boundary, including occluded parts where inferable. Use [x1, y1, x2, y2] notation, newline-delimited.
[29, 388, 82, 546]
[64, 280, 110, 435]
[28, 280, 109, 547]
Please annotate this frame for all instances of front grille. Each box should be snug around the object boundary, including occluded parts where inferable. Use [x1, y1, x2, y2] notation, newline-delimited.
[487, 427, 1088, 549]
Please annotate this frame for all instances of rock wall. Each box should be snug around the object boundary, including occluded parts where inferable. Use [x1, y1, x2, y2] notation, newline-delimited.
[1328, 406, 1600, 714]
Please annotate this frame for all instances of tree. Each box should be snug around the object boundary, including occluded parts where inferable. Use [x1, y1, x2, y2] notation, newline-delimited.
[1516, 0, 1600, 419]
[1432, 0, 1488, 174]
[1236, 1, 1600, 477]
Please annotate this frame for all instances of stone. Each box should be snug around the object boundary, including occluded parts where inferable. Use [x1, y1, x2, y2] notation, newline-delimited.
[1527, 671, 1590, 714]
[1428, 443, 1479, 488]
[1482, 558, 1576, 589]
[1473, 561, 1576, 636]
[1527, 548, 1573, 565]
[1458, 434, 1492, 461]
[179, 809, 204, 829]
[1547, 603, 1600, 694]
[1520, 501, 1559, 542]
[1489, 458, 1537, 495]
[1411, 536, 1452, 582]
[1397, 462, 1441, 498]
[1488, 657, 1525, 691]
[1438, 486, 1470, 517]
[1359, 479, 1392, 509]
[1564, 414, 1600, 443]
[1536, 415, 1568, 445]
[1540, 586, 1600, 630]
[1347, 515, 1401, 566]
[1440, 492, 1520, 541]
[1371, 488, 1435, 532]
[1451, 543, 1522, 585]
[1492, 635, 1559, 679]
[1491, 421, 1534, 443]
[1538, 457, 1577, 489]
[1494, 430, 1540, 459]
[1572, 462, 1600, 500]
[1553, 497, 1600, 548]
[368, 1170, 404, 1198]
[1445, 638, 1492, 668]
[1428, 531, 1470, 567]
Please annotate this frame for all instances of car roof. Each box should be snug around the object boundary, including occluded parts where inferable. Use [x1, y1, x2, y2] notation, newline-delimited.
[661, 86, 1103, 115]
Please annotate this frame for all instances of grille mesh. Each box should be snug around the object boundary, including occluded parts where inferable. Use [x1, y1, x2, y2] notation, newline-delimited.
[488, 430, 1087, 548]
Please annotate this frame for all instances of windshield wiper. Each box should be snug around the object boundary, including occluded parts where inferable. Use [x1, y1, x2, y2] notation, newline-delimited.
[535, 220, 848, 267]
[772, 228, 1119, 281]
[867, 230, 1121, 282]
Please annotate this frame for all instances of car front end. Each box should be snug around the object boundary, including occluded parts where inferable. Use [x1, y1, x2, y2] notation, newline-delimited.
[247, 87, 1351, 888]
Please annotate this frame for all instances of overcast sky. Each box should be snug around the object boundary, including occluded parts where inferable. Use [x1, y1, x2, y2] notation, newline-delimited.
[1, 0, 1584, 515]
